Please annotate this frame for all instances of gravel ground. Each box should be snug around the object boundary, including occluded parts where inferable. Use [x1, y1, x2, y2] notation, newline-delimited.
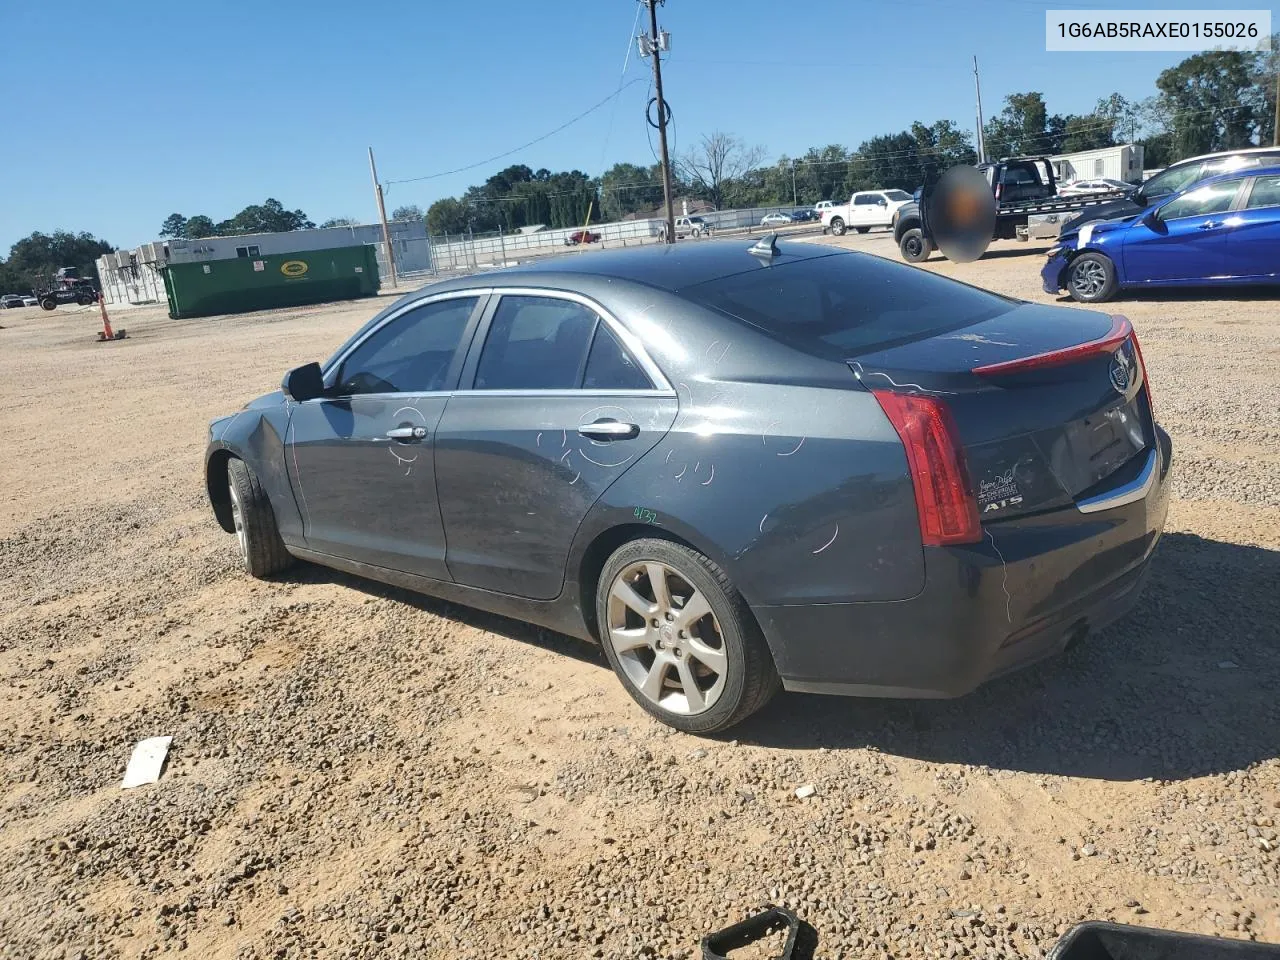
[1, 240, 1277, 959]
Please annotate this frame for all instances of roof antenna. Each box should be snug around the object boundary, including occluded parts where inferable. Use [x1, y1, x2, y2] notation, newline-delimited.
[749, 232, 780, 262]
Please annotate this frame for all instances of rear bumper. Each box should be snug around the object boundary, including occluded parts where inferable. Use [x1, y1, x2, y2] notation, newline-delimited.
[758, 426, 1172, 698]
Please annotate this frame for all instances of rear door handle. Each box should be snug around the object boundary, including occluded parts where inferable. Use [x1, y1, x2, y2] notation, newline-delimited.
[386, 426, 427, 442]
[578, 420, 639, 440]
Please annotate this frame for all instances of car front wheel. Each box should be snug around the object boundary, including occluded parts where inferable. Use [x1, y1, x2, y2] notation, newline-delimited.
[899, 227, 932, 263]
[227, 458, 294, 578]
[1066, 252, 1119, 303]
[829, 217, 846, 236]
[596, 538, 778, 734]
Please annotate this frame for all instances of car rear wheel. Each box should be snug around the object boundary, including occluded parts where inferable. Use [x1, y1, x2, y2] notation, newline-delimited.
[899, 227, 932, 263]
[596, 538, 778, 734]
[829, 217, 846, 236]
[1066, 252, 1119, 303]
[227, 458, 294, 578]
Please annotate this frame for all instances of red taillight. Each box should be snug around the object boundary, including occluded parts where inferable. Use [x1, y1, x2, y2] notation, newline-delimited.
[1126, 318, 1154, 415]
[871, 389, 981, 546]
[972, 315, 1132, 376]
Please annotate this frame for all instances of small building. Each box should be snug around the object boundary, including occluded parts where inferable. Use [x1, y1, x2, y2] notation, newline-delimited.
[1050, 143, 1145, 184]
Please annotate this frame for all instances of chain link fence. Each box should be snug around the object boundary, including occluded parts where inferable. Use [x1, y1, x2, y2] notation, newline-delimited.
[393, 203, 817, 283]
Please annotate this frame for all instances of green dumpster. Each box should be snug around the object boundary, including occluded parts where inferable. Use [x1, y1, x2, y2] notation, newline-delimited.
[162, 244, 380, 319]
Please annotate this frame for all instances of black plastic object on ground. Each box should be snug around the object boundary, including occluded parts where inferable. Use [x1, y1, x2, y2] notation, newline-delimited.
[1051, 923, 1280, 960]
[923, 165, 997, 263]
[701, 906, 817, 960]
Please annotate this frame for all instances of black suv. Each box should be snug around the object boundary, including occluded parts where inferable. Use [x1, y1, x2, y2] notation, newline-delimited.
[1062, 146, 1280, 232]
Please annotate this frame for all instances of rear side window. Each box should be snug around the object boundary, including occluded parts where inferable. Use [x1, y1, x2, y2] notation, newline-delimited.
[1246, 175, 1280, 209]
[474, 296, 597, 390]
[683, 253, 1014, 357]
[336, 297, 478, 395]
[583, 324, 651, 390]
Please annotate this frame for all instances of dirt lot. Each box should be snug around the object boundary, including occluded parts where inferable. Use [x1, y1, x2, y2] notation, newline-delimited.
[2, 239, 1277, 959]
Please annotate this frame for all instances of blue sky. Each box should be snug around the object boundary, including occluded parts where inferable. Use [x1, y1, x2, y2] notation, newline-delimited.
[0, 0, 1195, 251]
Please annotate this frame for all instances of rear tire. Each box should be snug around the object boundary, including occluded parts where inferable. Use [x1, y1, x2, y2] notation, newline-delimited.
[829, 217, 846, 236]
[227, 458, 294, 578]
[899, 227, 932, 263]
[595, 538, 778, 734]
[1066, 252, 1119, 303]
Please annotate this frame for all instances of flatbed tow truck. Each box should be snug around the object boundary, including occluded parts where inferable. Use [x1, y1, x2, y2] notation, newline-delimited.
[892, 156, 1131, 262]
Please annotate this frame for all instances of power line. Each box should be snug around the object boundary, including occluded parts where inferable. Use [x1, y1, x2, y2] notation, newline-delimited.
[385, 78, 646, 187]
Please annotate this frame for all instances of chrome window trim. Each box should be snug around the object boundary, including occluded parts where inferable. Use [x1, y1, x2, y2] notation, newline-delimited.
[322, 289, 494, 381]
[468, 286, 673, 393]
[1076, 449, 1158, 514]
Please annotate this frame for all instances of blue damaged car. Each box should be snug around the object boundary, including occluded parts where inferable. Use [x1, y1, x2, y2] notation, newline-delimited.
[1043, 165, 1280, 303]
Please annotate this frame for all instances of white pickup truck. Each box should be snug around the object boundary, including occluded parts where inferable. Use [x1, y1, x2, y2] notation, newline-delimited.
[822, 189, 914, 236]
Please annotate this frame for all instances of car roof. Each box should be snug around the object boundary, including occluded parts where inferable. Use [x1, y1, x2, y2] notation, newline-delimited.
[433, 238, 842, 293]
[1196, 163, 1280, 186]
[1166, 145, 1280, 169]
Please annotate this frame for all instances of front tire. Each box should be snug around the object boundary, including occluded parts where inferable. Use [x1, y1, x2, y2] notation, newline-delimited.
[40, 297, 57, 311]
[227, 458, 294, 578]
[899, 227, 932, 263]
[829, 217, 847, 236]
[596, 538, 778, 734]
[1066, 252, 1119, 303]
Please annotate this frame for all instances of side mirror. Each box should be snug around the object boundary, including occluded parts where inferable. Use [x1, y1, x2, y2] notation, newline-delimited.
[1142, 208, 1161, 228]
[282, 361, 325, 402]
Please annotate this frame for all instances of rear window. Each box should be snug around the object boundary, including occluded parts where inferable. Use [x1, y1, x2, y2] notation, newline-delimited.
[682, 253, 1015, 356]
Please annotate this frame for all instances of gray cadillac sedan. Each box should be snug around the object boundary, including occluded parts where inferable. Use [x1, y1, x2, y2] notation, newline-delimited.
[205, 238, 1170, 733]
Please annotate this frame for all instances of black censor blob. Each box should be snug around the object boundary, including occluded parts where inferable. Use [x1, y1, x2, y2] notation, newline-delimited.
[926, 165, 996, 264]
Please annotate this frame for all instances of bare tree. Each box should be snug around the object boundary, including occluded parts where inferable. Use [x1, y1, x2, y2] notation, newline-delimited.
[677, 133, 767, 210]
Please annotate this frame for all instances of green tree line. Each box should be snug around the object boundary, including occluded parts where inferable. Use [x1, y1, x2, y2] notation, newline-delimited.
[422, 45, 1274, 234]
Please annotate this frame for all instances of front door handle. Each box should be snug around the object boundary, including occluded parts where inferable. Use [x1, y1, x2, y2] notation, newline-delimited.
[578, 420, 639, 440]
[1197, 220, 1220, 230]
[386, 426, 427, 442]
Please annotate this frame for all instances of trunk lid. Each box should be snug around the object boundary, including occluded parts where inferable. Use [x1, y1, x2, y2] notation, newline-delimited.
[851, 304, 1153, 520]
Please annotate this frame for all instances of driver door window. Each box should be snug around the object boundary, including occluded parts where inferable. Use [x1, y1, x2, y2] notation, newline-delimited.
[334, 297, 479, 396]
[1158, 181, 1241, 221]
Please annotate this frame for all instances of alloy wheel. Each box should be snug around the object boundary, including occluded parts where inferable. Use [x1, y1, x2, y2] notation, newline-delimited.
[229, 482, 248, 561]
[604, 561, 727, 715]
[1071, 259, 1107, 298]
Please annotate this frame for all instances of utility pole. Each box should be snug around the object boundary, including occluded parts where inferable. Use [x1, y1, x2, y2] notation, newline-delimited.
[639, 0, 676, 243]
[368, 146, 399, 288]
[791, 160, 797, 206]
[1274, 70, 1279, 147]
[973, 56, 987, 165]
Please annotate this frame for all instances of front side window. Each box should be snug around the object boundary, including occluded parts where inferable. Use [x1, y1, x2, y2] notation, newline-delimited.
[334, 296, 478, 395]
[1246, 175, 1280, 210]
[474, 296, 597, 390]
[884, 190, 912, 201]
[1158, 180, 1241, 221]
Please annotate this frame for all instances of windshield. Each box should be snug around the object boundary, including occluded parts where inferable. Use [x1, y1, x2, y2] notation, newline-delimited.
[1138, 163, 1202, 201]
[682, 252, 1015, 357]
[884, 190, 912, 201]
